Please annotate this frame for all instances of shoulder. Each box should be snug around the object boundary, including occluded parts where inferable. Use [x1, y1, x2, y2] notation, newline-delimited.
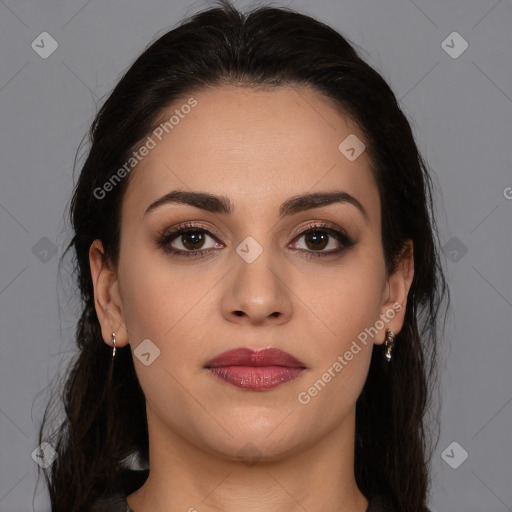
[89, 468, 149, 511]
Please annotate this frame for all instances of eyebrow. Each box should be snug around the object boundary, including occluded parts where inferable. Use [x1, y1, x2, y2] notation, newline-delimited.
[144, 189, 369, 224]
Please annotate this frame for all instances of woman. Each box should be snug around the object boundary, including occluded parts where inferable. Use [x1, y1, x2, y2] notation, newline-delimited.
[37, 1, 450, 511]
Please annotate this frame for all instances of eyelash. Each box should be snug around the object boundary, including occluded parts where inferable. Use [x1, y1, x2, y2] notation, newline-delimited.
[155, 221, 355, 259]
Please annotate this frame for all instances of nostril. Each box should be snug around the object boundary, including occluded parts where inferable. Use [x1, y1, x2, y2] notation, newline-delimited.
[234, 311, 244, 316]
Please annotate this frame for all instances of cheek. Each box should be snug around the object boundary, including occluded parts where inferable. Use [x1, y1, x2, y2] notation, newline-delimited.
[296, 248, 385, 399]
[117, 235, 193, 339]
[295, 267, 383, 427]
[118, 266, 171, 343]
[117, 241, 216, 371]
[117, 252, 208, 415]
[304, 249, 386, 348]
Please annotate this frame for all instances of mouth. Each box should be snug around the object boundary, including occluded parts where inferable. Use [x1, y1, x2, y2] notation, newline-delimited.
[204, 347, 306, 391]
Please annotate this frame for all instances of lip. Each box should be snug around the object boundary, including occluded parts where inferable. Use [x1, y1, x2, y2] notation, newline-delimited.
[205, 347, 306, 368]
[204, 348, 306, 391]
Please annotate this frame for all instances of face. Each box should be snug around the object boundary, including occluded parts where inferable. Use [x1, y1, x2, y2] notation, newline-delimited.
[91, 84, 413, 462]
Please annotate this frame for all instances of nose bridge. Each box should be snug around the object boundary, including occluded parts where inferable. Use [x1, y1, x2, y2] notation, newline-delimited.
[224, 234, 291, 323]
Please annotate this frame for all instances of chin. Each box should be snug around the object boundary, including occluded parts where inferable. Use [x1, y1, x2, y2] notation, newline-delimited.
[195, 419, 310, 463]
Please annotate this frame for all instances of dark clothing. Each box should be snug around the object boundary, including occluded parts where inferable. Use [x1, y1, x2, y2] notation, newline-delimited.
[89, 468, 398, 511]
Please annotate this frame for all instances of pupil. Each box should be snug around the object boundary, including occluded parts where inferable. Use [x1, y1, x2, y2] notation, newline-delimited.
[184, 231, 203, 249]
[307, 231, 327, 250]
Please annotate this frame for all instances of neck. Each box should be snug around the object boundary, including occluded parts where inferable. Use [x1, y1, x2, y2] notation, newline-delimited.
[127, 407, 368, 512]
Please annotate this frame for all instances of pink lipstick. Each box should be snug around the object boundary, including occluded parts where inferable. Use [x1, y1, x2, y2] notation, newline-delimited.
[204, 347, 306, 391]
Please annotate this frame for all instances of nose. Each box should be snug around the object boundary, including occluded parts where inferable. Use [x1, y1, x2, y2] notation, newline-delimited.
[222, 250, 293, 326]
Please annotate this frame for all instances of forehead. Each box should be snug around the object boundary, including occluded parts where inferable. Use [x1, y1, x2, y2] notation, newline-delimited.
[122, 84, 380, 223]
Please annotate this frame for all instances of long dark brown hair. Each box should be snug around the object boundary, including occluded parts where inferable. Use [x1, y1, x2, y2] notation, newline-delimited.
[37, 1, 450, 510]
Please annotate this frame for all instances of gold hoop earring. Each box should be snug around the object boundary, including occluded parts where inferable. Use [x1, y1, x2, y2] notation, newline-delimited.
[384, 329, 396, 362]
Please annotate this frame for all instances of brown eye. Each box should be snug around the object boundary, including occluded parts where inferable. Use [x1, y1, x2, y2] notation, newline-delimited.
[295, 229, 339, 252]
[303, 231, 329, 251]
[156, 224, 224, 257]
[180, 231, 206, 250]
[289, 222, 355, 258]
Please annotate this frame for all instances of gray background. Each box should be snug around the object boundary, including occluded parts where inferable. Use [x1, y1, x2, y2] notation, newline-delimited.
[0, 0, 511, 510]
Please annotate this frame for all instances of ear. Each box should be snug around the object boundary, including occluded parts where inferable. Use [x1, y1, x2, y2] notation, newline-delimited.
[375, 240, 414, 345]
[89, 239, 129, 348]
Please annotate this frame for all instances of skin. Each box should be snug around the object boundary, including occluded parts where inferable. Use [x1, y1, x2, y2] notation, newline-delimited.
[89, 84, 414, 512]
